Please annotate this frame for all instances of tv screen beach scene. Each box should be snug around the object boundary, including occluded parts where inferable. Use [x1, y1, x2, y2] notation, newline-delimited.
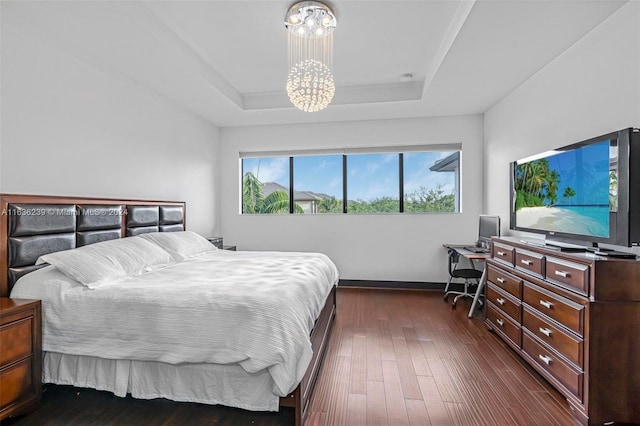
[514, 140, 614, 238]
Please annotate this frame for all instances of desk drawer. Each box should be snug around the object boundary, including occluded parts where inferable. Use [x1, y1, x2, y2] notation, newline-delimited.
[545, 257, 589, 296]
[487, 284, 521, 323]
[492, 242, 515, 265]
[523, 283, 584, 336]
[487, 265, 522, 299]
[522, 332, 583, 401]
[487, 303, 521, 348]
[522, 307, 583, 368]
[515, 249, 545, 278]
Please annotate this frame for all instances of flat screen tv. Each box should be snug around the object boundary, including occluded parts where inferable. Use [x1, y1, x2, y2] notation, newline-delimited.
[510, 128, 639, 248]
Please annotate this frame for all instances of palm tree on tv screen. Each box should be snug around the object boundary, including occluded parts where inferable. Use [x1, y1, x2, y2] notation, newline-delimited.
[515, 159, 562, 209]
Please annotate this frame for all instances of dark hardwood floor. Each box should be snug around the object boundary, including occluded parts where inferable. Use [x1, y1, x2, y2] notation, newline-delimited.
[5, 287, 580, 426]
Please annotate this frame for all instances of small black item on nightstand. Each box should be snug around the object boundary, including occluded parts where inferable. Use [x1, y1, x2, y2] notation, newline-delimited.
[207, 237, 223, 249]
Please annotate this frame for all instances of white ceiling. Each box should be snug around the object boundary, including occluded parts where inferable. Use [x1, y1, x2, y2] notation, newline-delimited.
[3, 0, 627, 128]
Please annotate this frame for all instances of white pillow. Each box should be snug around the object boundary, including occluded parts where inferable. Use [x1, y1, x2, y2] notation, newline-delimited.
[139, 231, 217, 261]
[36, 237, 174, 288]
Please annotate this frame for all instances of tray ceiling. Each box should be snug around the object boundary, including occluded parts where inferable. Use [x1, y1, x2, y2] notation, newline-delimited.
[1, 0, 627, 127]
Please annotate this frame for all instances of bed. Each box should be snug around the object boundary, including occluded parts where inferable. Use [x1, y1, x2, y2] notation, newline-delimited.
[0, 194, 338, 426]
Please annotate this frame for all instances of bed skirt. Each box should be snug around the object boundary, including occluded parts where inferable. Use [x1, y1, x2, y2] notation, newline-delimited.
[43, 352, 280, 411]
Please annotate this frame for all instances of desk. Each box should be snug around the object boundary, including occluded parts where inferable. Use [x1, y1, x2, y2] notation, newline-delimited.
[443, 244, 491, 318]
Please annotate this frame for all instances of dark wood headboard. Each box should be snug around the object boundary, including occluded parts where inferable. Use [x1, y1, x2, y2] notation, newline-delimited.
[0, 194, 186, 297]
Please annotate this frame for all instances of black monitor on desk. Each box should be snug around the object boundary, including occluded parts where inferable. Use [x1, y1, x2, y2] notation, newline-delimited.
[477, 214, 500, 248]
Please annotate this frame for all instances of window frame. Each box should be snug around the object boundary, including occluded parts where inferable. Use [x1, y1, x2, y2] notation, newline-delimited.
[240, 144, 462, 215]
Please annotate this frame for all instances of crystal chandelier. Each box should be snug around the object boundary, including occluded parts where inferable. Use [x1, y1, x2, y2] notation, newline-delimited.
[284, 1, 337, 112]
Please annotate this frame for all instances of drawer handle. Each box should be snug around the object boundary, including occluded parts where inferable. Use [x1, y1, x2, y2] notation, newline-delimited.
[521, 259, 533, 266]
[496, 277, 506, 284]
[538, 354, 552, 365]
[496, 318, 505, 326]
[554, 270, 570, 278]
[539, 327, 552, 337]
[496, 297, 506, 305]
[497, 251, 506, 256]
[539, 300, 553, 309]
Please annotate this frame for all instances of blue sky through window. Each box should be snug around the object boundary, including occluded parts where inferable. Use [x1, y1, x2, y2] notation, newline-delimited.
[404, 152, 456, 197]
[347, 153, 398, 201]
[243, 157, 289, 187]
[294, 155, 342, 198]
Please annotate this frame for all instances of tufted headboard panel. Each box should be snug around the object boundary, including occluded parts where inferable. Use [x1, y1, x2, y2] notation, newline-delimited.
[77, 205, 124, 246]
[1, 194, 186, 296]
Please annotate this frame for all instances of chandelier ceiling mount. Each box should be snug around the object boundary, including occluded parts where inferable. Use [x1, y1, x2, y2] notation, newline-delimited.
[284, 1, 337, 112]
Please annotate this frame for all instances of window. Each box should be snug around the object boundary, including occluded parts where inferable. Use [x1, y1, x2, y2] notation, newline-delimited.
[241, 156, 290, 214]
[347, 154, 399, 213]
[240, 145, 460, 214]
[403, 151, 459, 212]
[293, 155, 343, 214]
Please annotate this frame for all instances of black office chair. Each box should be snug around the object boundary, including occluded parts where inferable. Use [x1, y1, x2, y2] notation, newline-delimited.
[444, 248, 483, 308]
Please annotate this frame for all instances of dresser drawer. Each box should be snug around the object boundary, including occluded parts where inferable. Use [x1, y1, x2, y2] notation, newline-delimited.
[487, 284, 521, 323]
[0, 317, 33, 367]
[0, 358, 33, 410]
[522, 307, 583, 368]
[545, 257, 589, 296]
[492, 242, 515, 265]
[487, 265, 522, 299]
[523, 283, 585, 336]
[487, 303, 521, 348]
[522, 332, 583, 401]
[515, 249, 545, 278]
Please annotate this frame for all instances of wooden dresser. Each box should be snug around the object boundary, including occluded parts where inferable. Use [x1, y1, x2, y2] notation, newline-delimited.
[0, 298, 42, 421]
[485, 237, 640, 425]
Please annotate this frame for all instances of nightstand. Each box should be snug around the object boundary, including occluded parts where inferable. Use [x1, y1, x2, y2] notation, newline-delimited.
[0, 298, 42, 420]
[207, 237, 236, 251]
[206, 237, 223, 249]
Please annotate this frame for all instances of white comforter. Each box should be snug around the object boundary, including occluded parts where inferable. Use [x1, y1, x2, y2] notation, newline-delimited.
[11, 250, 339, 396]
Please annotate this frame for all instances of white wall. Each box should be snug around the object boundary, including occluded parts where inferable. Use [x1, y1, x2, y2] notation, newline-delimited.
[0, 20, 220, 235]
[484, 1, 640, 250]
[220, 115, 484, 283]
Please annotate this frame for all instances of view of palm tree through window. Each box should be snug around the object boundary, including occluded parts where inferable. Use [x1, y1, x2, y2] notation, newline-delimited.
[241, 150, 459, 214]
